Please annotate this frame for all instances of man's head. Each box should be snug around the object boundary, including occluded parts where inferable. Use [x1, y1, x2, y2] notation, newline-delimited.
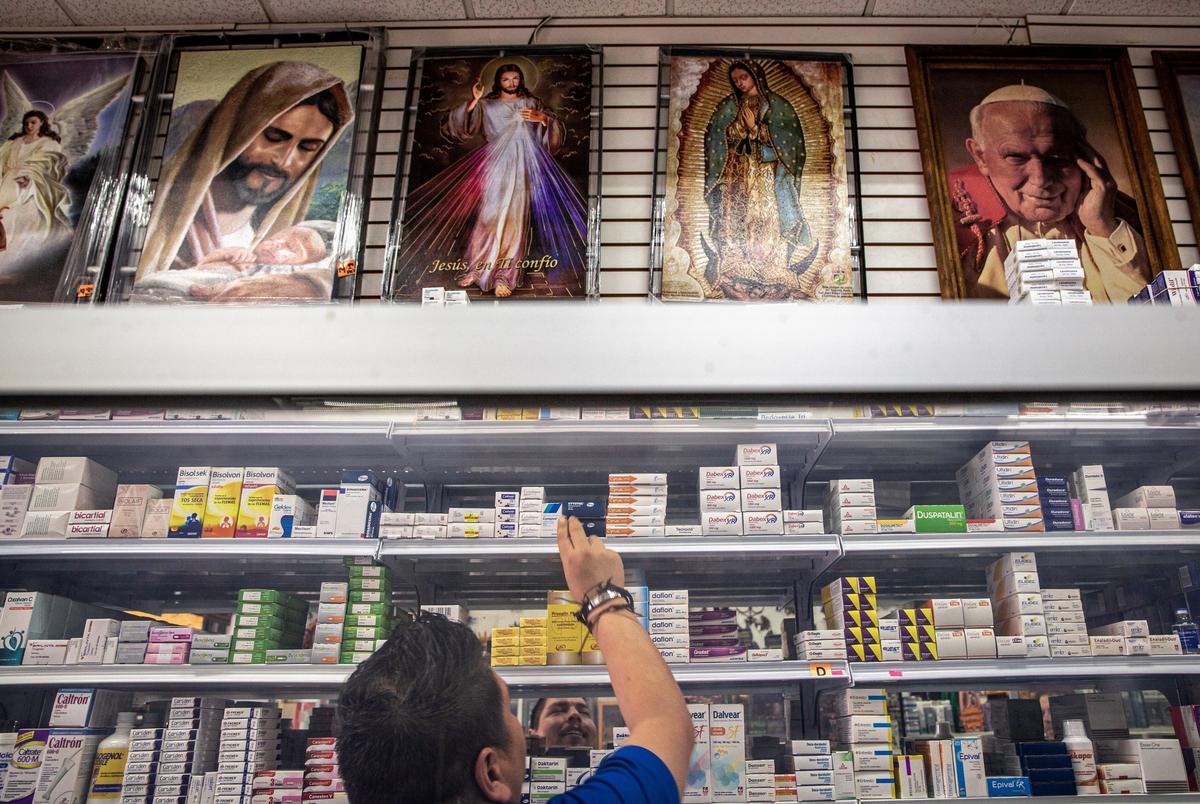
[220, 88, 342, 208]
[489, 65, 529, 99]
[337, 613, 526, 803]
[529, 697, 597, 748]
[965, 85, 1088, 227]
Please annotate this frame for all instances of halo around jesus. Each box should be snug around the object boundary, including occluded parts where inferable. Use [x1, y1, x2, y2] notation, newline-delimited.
[478, 55, 541, 93]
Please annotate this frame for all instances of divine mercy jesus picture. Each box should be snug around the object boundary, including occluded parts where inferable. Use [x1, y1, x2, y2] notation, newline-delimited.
[387, 47, 597, 300]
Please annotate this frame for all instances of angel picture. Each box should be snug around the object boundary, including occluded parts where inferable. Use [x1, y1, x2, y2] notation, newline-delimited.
[0, 54, 136, 301]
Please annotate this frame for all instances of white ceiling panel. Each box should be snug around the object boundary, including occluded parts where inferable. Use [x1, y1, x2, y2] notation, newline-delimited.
[1068, 0, 1200, 13]
[674, 0, 867, 14]
[262, 0, 466, 22]
[474, 0, 665, 17]
[873, 0, 1054, 15]
[4, 0, 74, 26]
[56, 0, 267, 25]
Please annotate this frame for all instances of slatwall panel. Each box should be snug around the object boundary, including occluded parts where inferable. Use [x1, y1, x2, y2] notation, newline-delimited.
[348, 16, 1200, 302]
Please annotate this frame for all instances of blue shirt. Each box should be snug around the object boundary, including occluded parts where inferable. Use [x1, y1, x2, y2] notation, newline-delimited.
[550, 745, 679, 803]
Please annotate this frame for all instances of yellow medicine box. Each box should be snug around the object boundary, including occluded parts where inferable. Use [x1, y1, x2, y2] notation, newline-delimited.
[901, 624, 936, 643]
[491, 645, 519, 657]
[490, 655, 520, 667]
[492, 627, 520, 639]
[521, 627, 547, 641]
[849, 643, 883, 662]
[520, 617, 548, 629]
[491, 635, 520, 648]
[519, 653, 548, 666]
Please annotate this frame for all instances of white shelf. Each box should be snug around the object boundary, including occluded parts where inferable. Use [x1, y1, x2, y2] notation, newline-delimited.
[4, 304, 1200, 395]
[0, 660, 847, 696]
[850, 655, 1200, 686]
[1, 537, 378, 559]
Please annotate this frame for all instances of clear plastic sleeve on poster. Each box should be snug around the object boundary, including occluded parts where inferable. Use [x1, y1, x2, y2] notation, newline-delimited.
[383, 45, 603, 302]
[103, 28, 384, 305]
[0, 35, 161, 305]
[651, 47, 866, 304]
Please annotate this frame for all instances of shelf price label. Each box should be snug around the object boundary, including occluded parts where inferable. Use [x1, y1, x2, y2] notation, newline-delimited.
[807, 662, 834, 677]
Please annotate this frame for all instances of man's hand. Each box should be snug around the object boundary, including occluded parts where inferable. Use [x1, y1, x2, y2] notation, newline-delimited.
[519, 108, 548, 126]
[556, 516, 625, 605]
[1076, 140, 1119, 238]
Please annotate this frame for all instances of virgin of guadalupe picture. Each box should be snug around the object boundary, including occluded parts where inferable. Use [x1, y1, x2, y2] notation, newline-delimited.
[389, 49, 594, 300]
[131, 45, 362, 303]
[0, 53, 137, 302]
[660, 54, 855, 302]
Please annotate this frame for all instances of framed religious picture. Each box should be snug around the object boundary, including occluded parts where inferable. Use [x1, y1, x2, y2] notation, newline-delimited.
[107, 29, 384, 303]
[653, 48, 864, 303]
[385, 46, 602, 301]
[1154, 50, 1200, 243]
[907, 45, 1178, 302]
[0, 37, 159, 303]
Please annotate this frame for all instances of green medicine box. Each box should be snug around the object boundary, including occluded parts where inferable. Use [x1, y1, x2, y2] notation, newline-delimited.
[905, 505, 967, 533]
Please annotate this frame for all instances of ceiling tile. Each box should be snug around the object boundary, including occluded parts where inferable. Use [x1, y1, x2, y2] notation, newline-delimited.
[1068, 0, 1200, 13]
[56, 0, 267, 25]
[3, 1, 74, 26]
[474, 0, 664, 17]
[872, 0, 1049, 14]
[674, 0, 867, 15]
[263, 0, 466, 21]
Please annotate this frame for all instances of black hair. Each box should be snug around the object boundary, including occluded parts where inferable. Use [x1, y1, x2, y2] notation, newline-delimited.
[727, 60, 768, 104]
[528, 698, 548, 730]
[485, 64, 530, 99]
[337, 612, 509, 803]
[9, 110, 60, 143]
[295, 88, 343, 130]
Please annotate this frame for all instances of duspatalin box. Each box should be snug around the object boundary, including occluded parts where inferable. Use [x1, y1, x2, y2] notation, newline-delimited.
[168, 467, 211, 537]
[202, 468, 244, 538]
[239, 468, 295, 538]
[903, 505, 967, 533]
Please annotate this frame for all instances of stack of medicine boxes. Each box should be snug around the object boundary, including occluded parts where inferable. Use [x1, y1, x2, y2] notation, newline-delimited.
[794, 627, 849, 662]
[896, 603, 937, 662]
[607, 473, 667, 537]
[1112, 485, 1181, 531]
[233, 590, 306, 664]
[689, 608, 745, 663]
[1037, 474, 1074, 532]
[518, 487, 546, 538]
[157, 696, 225, 802]
[251, 769, 303, 804]
[781, 740, 838, 802]
[650, 589, 695, 665]
[190, 632, 232, 665]
[123, 720, 163, 804]
[822, 577, 880, 662]
[987, 553, 1051, 658]
[958, 442, 1044, 533]
[524, 757, 567, 802]
[1071, 465, 1115, 532]
[493, 489, 519, 538]
[304, 736, 344, 803]
[833, 688, 896, 800]
[1002, 238, 1090, 305]
[1043, 588, 1091, 658]
[902, 595, 996, 661]
[216, 705, 280, 802]
[738, 443, 784, 537]
[115, 621, 152, 665]
[342, 558, 394, 664]
[1090, 618, 1154, 657]
[314, 579, 348, 664]
[144, 626, 195, 665]
[825, 480, 877, 536]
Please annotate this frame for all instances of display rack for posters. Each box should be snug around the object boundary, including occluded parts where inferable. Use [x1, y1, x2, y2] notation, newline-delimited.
[651, 47, 866, 303]
[0, 34, 162, 305]
[383, 45, 603, 302]
[102, 28, 385, 305]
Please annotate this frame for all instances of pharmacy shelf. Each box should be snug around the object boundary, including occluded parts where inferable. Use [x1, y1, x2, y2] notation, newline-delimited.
[4, 304, 1200, 395]
[950, 798, 1198, 804]
[849, 656, 1200, 689]
[0, 539, 380, 614]
[811, 415, 1200, 491]
[378, 535, 842, 606]
[0, 660, 849, 697]
[0, 534, 841, 610]
[389, 419, 830, 486]
[835, 530, 1200, 596]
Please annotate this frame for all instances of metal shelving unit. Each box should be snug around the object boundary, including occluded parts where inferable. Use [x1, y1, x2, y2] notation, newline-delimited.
[3, 304, 1199, 395]
[851, 656, 1200, 688]
[0, 660, 849, 697]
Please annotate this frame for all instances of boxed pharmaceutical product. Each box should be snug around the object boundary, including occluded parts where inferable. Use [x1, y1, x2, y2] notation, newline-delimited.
[28, 484, 111, 513]
[904, 505, 967, 534]
[737, 443, 778, 466]
[168, 466, 211, 538]
[0, 592, 77, 665]
[710, 704, 745, 801]
[202, 468, 245, 538]
[240, 468, 296, 538]
[140, 498, 171, 537]
[699, 467, 739, 491]
[34, 457, 117, 490]
[892, 756, 926, 799]
[268, 495, 316, 539]
[110, 484, 164, 538]
[740, 465, 781, 489]
[1115, 485, 1176, 510]
[953, 737, 986, 798]
[48, 689, 131, 727]
[685, 704, 711, 802]
[0, 485, 33, 538]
